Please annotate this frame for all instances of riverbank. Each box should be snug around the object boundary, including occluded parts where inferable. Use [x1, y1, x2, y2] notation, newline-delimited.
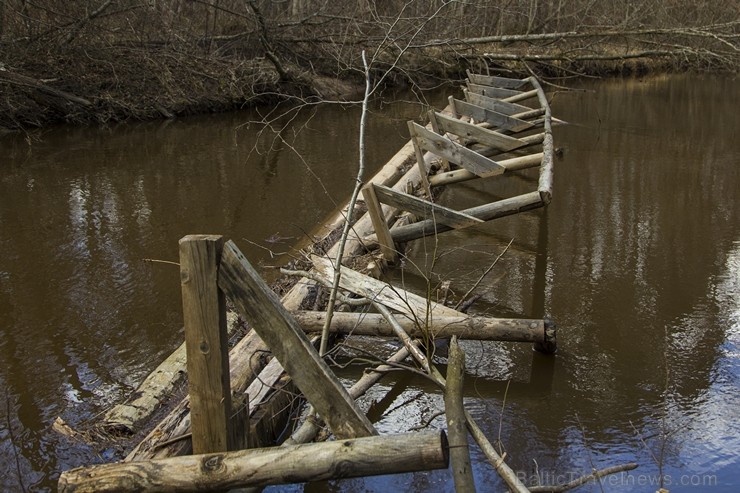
[1, 1, 737, 132]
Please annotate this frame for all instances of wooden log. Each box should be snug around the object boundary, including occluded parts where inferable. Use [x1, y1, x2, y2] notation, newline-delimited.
[0, 70, 93, 107]
[126, 330, 268, 460]
[179, 235, 233, 454]
[292, 311, 550, 343]
[529, 76, 555, 204]
[102, 342, 187, 435]
[501, 88, 539, 104]
[430, 111, 526, 152]
[365, 191, 545, 247]
[429, 153, 543, 187]
[430, 367, 531, 493]
[311, 254, 464, 320]
[445, 337, 475, 493]
[409, 122, 506, 177]
[452, 99, 534, 133]
[58, 431, 449, 492]
[371, 183, 484, 229]
[467, 81, 523, 100]
[465, 71, 529, 89]
[218, 240, 376, 439]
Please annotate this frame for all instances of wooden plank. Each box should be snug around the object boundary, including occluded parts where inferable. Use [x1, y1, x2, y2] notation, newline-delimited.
[409, 122, 505, 177]
[178, 235, 232, 454]
[452, 99, 534, 132]
[431, 111, 525, 152]
[466, 70, 528, 89]
[464, 90, 532, 116]
[58, 432, 449, 492]
[371, 184, 483, 229]
[311, 254, 464, 320]
[467, 81, 522, 99]
[218, 240, 376, 439]
[362, 184, 397, 262]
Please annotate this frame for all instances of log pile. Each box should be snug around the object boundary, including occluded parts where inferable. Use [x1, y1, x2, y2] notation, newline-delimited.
[58, 74, 631, 492]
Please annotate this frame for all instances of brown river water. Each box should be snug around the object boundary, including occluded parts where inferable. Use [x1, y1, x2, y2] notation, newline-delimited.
[0, 74, 738, 492]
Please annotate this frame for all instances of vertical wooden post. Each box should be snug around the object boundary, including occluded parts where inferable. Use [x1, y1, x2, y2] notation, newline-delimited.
[407, 121, 432, 199]
[179, 234, 233, 454]
[448, 95, 458, 119]
[445, 337, 476, 493]
[362, 184, 397, 263]
[428, 110, 450, 172]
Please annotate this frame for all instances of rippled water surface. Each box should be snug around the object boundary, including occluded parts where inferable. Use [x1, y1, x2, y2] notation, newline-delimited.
[0, 74, 738, 492]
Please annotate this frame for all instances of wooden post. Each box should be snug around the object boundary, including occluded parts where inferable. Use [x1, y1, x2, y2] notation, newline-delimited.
[445, 337, 476, 493]
[58, 431, 450, 492]
[179, 234, 234, 454]
[218, 240, 376, 439]
[408, 120, 433, 199]
[362, 184, 397, 263]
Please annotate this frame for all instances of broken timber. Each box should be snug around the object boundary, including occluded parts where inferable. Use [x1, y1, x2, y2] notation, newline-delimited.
[69, 73, 561, 492]
[364, 74, 557, 253]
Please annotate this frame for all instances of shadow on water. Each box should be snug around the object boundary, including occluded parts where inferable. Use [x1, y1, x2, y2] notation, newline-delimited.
[1, 75, 738, 492]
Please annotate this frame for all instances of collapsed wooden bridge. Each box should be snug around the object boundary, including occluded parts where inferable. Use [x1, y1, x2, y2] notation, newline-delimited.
[59, 72, 564, 492]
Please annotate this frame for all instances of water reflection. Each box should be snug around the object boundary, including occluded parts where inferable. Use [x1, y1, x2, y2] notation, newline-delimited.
[1, 75, 738, 492]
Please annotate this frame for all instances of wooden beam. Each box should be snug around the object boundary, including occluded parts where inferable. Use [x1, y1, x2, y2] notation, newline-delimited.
[502, 88, 539, 104]
[467, 81, 523, 99]
[452, 99, 534, 133]
[292, 311, 550, 343]
[430, 153, 544, 187]
[311, 254, 464, 320]
[178, 235, 233, 454]
[466, 70, 528, 89]
[408, 122, 505, 177]
[218, 240, 376, 439]
[365, 191, 545, 246]
[362, 184, 397, 263]
[371, 183, 484, 229]
[58, 431, 449, 492]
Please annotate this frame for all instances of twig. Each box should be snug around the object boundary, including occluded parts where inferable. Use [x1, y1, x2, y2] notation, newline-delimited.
[5, 389, 27, 493]
[317, 49, 372, 357]
[142, 258, 180, 267]
[454, 238, 513, 310]
[529, 463, 639, 492]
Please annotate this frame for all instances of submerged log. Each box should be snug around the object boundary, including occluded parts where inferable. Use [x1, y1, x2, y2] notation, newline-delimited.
[59, 431, 449, 492]
[292, 311, 551, 343]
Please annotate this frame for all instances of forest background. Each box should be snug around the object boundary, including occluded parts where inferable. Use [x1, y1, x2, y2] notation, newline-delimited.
[0, 0, 738, 131]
